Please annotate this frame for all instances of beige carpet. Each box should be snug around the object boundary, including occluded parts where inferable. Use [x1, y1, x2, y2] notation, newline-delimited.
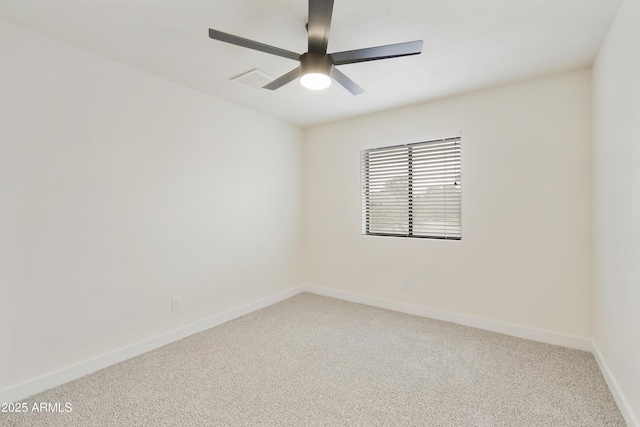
[1, 293, 626, 426]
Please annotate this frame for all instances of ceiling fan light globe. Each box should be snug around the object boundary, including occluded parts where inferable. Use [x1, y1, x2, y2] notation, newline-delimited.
[300, 72, 332, 90]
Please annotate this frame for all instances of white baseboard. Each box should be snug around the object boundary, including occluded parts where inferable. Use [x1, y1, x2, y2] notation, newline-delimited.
[0, 286, 304, 404]
[300, 285, 592, 351]
[591, 341, 638, 427]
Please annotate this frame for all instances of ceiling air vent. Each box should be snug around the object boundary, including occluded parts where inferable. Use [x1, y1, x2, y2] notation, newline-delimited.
[231, 69, 274, 91]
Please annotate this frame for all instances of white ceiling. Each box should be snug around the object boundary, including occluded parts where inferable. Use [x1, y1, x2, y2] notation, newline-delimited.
[0, 0, 622, 127]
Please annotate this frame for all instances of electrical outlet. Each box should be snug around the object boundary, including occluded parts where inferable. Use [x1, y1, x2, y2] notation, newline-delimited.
[402, 277, 410, 290]
[171, 297, 182, 312]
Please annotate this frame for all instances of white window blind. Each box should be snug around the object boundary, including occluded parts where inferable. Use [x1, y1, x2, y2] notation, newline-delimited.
[361, 137, 462, 240]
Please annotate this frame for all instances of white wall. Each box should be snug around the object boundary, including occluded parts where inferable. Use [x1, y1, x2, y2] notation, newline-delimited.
[0, 20, 303, 391]
[303, 70, 592, 339]
[592, 0, 640, 423]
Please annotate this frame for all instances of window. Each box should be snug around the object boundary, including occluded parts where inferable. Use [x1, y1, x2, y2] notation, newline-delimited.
[361, 137, 462, 240]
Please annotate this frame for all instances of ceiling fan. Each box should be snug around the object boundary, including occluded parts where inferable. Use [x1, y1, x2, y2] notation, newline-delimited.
[208, 0, 423, 95]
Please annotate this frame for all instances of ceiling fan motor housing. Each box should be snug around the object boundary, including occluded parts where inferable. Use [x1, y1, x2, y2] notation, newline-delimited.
[300, 52, 334, 77]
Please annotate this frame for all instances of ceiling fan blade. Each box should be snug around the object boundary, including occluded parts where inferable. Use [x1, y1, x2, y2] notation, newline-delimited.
[331, 67, 364, 95]
[331, 40, 423, 65]
[308, 0, 334, 53]
[263, 67, 302, 90]
[209, 29, 301, 61]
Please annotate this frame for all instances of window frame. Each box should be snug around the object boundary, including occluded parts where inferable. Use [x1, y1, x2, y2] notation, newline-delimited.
[361, 136, 462, 240]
